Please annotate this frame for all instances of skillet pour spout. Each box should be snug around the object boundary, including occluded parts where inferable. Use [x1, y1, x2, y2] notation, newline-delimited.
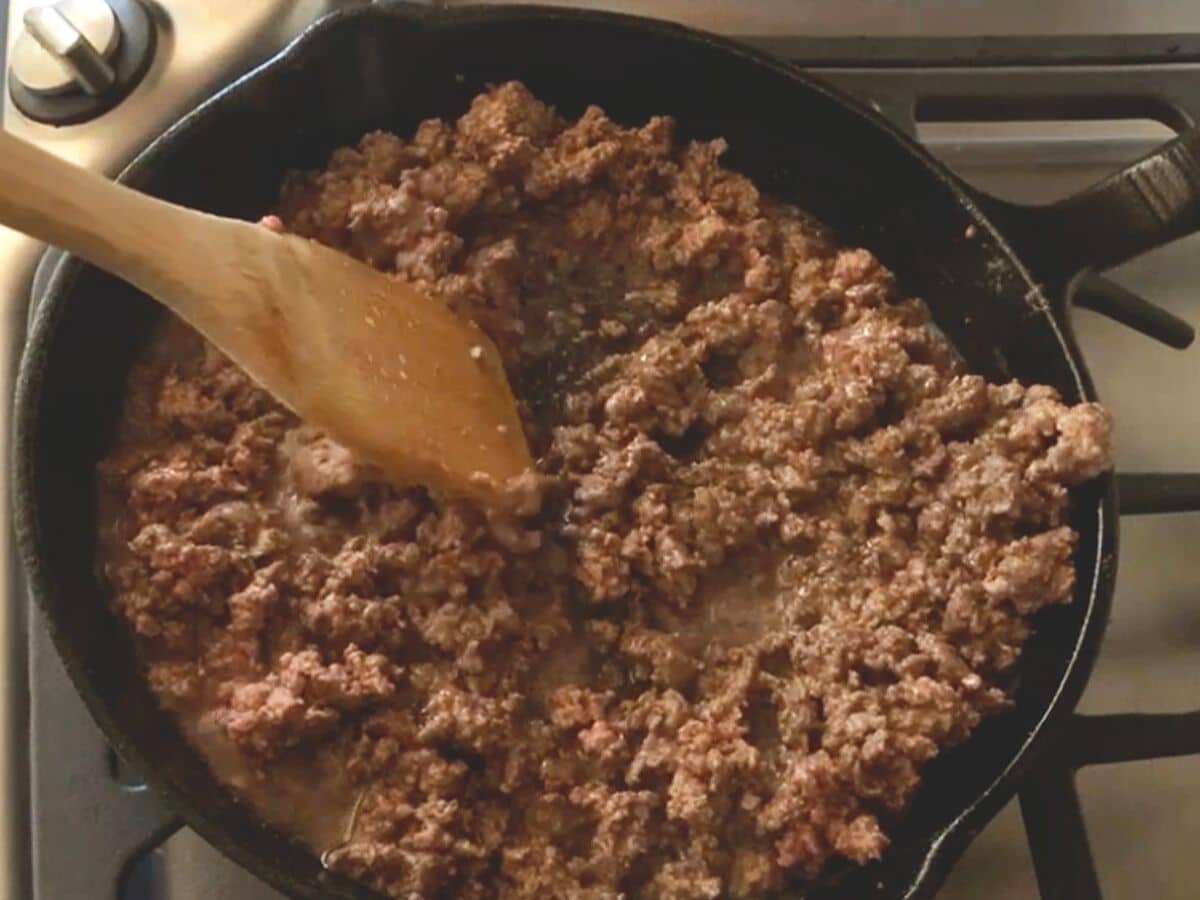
[13, 5, 1199, 899]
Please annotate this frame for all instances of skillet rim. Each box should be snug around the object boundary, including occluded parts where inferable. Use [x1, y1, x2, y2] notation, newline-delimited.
[11, 4, 1117, 898]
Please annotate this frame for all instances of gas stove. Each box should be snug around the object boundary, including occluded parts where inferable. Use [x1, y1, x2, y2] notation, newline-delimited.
[3, 3, 1199, 900]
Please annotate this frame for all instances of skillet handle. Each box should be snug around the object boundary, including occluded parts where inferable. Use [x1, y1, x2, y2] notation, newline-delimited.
[983, 127, 1200, 283]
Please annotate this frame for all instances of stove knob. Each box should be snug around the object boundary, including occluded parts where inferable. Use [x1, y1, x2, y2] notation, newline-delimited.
[12, 0, 119, 97]
[8, 0, 156, 125]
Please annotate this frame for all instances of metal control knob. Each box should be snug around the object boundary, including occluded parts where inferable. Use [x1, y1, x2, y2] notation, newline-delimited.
[8, 0, 156, 125]
[13, 0, 120, 97]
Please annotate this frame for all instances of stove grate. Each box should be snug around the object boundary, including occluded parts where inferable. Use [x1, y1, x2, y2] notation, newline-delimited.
[1074, 272, 1196, 350]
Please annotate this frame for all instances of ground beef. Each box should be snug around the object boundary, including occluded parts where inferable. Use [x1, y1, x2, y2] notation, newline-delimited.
[97, 83, 1113, 900]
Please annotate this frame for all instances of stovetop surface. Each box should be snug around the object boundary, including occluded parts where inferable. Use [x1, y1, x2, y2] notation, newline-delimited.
[450, 0, 1200, 36]
[5, 4, 1200, 900]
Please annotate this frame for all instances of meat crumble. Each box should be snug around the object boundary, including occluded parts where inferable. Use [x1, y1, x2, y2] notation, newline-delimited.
[97, 83, 1113, 899]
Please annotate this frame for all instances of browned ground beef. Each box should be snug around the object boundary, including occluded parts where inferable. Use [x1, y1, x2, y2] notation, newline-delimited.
[97, 83, 1113, 899]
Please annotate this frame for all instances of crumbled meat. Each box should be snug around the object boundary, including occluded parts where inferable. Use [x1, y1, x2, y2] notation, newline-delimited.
[286, 428, 367, 498]
[98, 82, 1113, 899]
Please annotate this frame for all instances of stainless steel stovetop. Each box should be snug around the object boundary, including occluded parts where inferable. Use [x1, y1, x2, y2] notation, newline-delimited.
[3, 3, 1199, 899]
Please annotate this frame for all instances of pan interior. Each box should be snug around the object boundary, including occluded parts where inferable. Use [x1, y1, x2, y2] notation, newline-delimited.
[15, 8, 1109, 899]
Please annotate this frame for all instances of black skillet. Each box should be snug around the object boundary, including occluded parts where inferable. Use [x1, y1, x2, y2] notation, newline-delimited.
[13, 4, 1200, 898]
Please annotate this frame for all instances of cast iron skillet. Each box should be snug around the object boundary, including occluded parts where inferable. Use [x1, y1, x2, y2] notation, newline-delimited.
[13, 4, 1200, 898]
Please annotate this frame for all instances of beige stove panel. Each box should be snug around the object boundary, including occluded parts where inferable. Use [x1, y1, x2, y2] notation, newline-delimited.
[448, 0, 1200, 36]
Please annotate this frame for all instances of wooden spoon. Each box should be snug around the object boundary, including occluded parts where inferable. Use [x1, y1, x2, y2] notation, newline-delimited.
[0, 131, 533, 504]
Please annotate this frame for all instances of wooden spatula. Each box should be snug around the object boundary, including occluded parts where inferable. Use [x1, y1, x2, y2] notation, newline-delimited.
[0, 131, 533, 504]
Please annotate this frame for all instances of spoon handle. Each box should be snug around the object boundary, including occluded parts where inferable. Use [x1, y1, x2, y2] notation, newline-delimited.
[0, 130, 534, 500]
[0, 134, 323, 391]
[0, 129, 214, 319]
[0, 129, 278, 358]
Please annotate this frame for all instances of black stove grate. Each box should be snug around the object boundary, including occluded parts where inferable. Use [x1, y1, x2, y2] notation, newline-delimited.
[1074, 272, 1195, 350]
[20, 30, 1200, 900]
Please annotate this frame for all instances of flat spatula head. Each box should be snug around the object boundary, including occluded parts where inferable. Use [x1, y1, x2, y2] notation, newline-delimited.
[189, 222, 533, 503]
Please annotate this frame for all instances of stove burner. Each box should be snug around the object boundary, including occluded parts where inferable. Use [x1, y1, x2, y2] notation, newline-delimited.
[15, 26, 1200, 900]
